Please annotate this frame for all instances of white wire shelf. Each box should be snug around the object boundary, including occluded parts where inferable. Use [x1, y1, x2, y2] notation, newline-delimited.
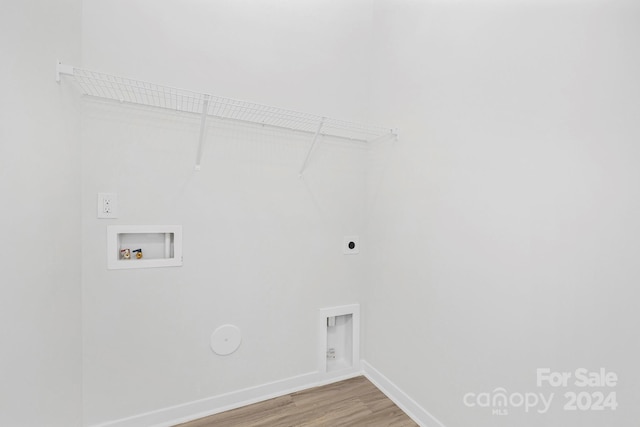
[56, 61, 397, 171]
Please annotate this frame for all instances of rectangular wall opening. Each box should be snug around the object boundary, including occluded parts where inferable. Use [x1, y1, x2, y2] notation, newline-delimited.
[107, 225, 182, 270]
[319, 304, 360, 376]
[118, 232, 175, 260]
[327, 314, 354, 372]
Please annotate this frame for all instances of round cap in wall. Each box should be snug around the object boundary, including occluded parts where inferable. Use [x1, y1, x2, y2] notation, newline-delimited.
[210, 324, 242, 356]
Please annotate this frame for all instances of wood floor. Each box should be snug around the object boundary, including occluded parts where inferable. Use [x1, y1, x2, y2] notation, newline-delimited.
[175, 376, 418, 427]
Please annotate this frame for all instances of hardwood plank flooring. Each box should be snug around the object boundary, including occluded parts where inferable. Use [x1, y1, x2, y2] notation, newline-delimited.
[175, 376, 418, 427]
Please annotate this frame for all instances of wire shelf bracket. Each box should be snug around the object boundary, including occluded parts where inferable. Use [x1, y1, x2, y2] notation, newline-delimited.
[56, 61, 398, 171]
[299, 118, 325, 177]
[194, 94, 210, 171]
[56, 60, 75, 83]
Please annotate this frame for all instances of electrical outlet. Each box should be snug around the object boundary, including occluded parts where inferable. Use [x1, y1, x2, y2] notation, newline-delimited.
[343, 235, 359, 254]
[98, 193, 118, 219]
[103, 198, 112, 213]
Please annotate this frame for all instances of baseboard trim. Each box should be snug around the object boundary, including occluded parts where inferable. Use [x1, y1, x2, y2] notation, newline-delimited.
[361, 360, 446, 427]
[91, 369, 362, 427]
[92, 361, 443, 427]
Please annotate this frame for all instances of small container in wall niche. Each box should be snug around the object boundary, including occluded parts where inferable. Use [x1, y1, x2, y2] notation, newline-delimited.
[107, 225, 182, 270]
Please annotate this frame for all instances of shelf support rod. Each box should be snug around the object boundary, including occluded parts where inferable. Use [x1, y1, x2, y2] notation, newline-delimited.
[299, 118, 325, 177]
[56, 60, 74, 83]
[195, 94, 210, 171]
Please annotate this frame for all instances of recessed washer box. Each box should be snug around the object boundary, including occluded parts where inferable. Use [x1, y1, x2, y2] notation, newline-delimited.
[107, 225, 183, 270]
[319, 304, 360, 376]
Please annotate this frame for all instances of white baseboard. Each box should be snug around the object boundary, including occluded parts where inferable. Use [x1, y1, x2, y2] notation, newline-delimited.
[91, 369, 362, 427]
[361, 360, 446, 427]
[91, 361, 443, 427]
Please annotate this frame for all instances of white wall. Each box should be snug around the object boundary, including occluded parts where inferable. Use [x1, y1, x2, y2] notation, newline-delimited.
[81, 0, 374, 122]
[80, 1, 373, 424]
[5, 1, 636, 425]
[365, 0, 640, 426]
[0, 0, 82, 426]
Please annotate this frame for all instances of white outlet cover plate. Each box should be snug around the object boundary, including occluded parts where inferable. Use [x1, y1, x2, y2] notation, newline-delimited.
[98, 192, 118, 219]
[343, 235, 359, 254]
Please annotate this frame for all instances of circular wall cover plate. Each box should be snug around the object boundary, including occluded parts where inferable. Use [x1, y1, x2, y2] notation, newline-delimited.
[210, 324, 242, 356]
